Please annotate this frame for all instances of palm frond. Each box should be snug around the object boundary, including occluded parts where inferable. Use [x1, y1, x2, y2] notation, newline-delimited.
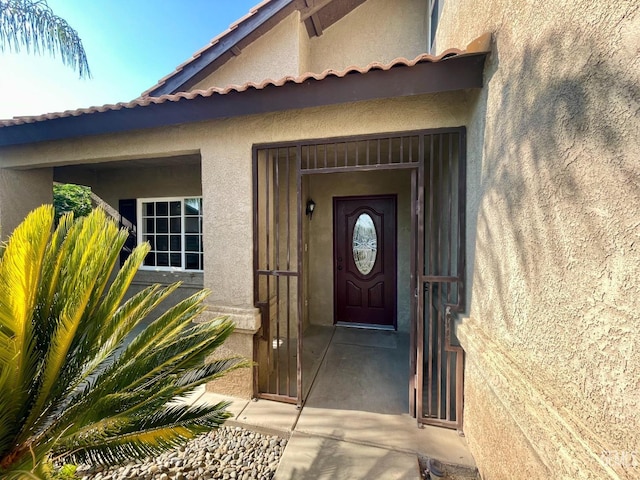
[88, 356, 244, 427]
[0, 0, 91, 78]
[62, 425, 201, 466]
[0, 206, 245, 474]
[36, 211, 73, 335]
[75, 287, 202, 395]
[47, 248, 161, 403]
[62, 284, 166, 394]
[176, 357, 251, 387]
[64, 384, 177, 441]
[0, 206, 54, 458]
[51, 319, 241, 446]
[20, 211, 128, 440]
[58, 404, 232, 466]
[141, 403, 233, 430]
[117, 288, 211, 365]
[80, 238, 153, 345]
[100, 316, 232, 396]
[83, 313, 231, 411]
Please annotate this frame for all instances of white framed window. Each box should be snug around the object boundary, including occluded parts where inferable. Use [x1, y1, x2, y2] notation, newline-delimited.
[137, 197, 203, 271]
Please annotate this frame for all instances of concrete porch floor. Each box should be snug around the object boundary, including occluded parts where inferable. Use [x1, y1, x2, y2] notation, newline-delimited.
[190, 325, 477, 479]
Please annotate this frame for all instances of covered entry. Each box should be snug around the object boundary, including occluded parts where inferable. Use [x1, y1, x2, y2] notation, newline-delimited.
[252, 129, 466, 429]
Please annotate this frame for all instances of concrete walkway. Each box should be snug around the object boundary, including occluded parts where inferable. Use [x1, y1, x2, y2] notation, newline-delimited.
[186, 326, 477, 479]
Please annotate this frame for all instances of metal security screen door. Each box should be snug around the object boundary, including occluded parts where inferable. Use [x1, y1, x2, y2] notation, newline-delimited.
[253, 146, 301, 404]
[417, 131, 466, 429]
[253, 129, 466, 428]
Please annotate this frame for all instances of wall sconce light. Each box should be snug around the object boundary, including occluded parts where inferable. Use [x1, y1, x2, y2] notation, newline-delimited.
[305, 199, 316, 220]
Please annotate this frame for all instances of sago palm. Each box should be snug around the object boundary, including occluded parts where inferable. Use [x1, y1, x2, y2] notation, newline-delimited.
[0, 206, 245, 479]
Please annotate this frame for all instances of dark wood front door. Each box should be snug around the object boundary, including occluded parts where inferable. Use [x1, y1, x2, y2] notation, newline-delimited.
[334, 195, 397, 328]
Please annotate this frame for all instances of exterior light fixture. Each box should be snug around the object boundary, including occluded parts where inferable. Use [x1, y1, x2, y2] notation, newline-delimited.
[306, 199, 316, 220]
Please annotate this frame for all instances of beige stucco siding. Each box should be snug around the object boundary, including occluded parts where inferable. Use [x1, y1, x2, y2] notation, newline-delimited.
[0, 93, 471, 399]
[0, 168, 52, 237]
[436, 1, 639, 478]
[201, 94, 469, 309]
[90, 164, 201, 210]
[55, 160, 202, 210]
[0, 92, 471, 309]
[191, 12, 302, 90]
[190, 0, 430, 92]
[308, 0, 428, 73]
[298, 11, 312, 75]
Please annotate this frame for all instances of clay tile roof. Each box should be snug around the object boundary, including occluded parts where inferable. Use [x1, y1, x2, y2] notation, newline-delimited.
[0, 33, 491, 129]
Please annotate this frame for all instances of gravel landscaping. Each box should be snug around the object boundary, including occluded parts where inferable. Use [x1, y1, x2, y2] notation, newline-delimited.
[77, 426, 288, 480]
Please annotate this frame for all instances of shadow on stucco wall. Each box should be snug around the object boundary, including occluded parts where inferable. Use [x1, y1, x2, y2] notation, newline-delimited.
[465, 18, 639, 472]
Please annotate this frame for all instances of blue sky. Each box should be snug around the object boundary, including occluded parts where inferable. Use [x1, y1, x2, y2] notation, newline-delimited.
[0, 0, 259, 119]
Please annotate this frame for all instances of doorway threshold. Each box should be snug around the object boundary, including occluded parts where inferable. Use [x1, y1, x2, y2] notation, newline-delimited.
[335, 322, 396, 331]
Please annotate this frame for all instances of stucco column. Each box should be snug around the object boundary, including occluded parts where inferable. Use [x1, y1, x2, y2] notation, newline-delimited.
[0, 167, 53, 240]
[199, 306, 260, 398]
[200, 144, 258, 398]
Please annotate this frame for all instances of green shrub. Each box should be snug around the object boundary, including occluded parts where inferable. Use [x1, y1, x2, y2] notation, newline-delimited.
[53, 184, 92, 225]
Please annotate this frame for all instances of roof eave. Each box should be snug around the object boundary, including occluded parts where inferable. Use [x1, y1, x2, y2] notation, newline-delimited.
[0, 53, 488, 148]
[146, 0, 296, 97]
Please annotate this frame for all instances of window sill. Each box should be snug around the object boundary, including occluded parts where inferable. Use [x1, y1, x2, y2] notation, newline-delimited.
[132, 269, 204, 288]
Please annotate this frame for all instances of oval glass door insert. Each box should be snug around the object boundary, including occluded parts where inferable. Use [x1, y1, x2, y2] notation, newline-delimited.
[352, 213, 377, 275]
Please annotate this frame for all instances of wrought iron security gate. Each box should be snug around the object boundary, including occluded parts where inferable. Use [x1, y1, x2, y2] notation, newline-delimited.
[253, 146, 301, 404]
[416, 131, 466, 429]
[253, 129, 466, 428]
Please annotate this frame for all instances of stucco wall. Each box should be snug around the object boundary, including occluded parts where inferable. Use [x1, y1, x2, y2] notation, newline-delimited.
[190, 0, 430, 92]
[191, 12, 302, 90]
[308, 0, 428, 73]
[436, 1, 639, 478]
[55, 159, 202, 209]
[306, 170, 412, 332]
[298, 11, 311, 75]
[95, 165, 200, 208]
[0, 92, 472, 398]
[0, 93, 471, 303]
[199, 94, 470, 309]
[0, 167, 53, 238]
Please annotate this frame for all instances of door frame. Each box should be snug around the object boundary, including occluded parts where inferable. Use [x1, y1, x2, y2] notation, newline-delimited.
[253, 128, 466, 428]
[332, 194, 398, 329]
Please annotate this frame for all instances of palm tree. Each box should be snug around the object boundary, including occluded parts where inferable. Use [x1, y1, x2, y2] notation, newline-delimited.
[0, 0, 90, 78]
[0, 206, 245, 479]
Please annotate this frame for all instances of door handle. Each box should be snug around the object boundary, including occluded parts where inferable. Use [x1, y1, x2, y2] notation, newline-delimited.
[337, 265, 343, 270]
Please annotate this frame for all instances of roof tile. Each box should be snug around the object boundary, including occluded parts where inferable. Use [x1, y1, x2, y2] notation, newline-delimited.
[0, 42, 490, 128]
